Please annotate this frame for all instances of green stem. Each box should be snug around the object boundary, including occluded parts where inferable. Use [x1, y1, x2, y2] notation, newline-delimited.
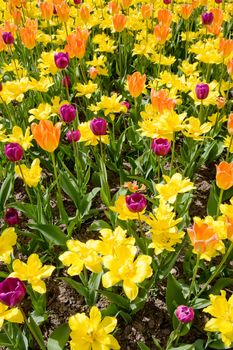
[157, 156, 161, 183]
[199, 101, 204, 124]
[169, 136, 175, 176]
[187, 254, 200, 302]
[51, 152, 62, 200]
[216, 188, 224, 217]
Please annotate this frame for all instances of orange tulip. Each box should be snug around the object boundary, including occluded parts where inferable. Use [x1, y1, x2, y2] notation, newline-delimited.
[216, 161, 233, 190]
[227, 58, 233, 77]
[112, 13, 127, 32]
[40, 1, 54, 20]
[121, 0, 132, 9]
[187, 221, 219, 255]
[151, 89, 176, 113]
[109, 1, 120, 14]
[11, 10, 22, 25]
[207, 8, 223, 36]
[80, 5, 90, 24]
[141, 4, 153, 20]
[31, 120, 61, 153]
[127, 72, 146, 98]
[65, 28, 89, 59]
[180, 4, 193, 20]
[227, 113, 233, 135]
[19, 20, 38, 49]
[219, 39, 233, 58]
[55, 1, 70, 22]
[157, 9, 172, 27]
[216, 96, 226, 109]
[225, 217, 233, 241]
[154, 24, 170, 44]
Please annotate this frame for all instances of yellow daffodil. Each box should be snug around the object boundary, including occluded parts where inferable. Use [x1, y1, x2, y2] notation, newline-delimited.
[109, 195, 142, 221]
[220, 197, 233, 219]
[0, 302, 24, 328]
[156, 173, 195, 204]
[29, 77, 54, 92]
[15, 159, 42, 187]
[86, 54, 107, 68]
[182, 117, 212, 141]
[208, 113, 227, 126]
[224, 136, 233, 153]
[7, 126, 33, 150]
[9, 254, 55, 294]
[38, 51, 59, 76]
[89, 93, 126, 116]
[0, 228, 17, 264]
[79, 121, 109, 146]
[2, 60, 27, 78]
[143, 201, 184, 254]
[189, 39, 223, 65]
[75, 81, 98, 99]
[178, 61, 199, 76]
[0, 124, 7, 142]
[29, 103, 54, 122]
[69, 306, 120, 350]
[0, 78, 30, 104]
[93, 34, 117, 53]
[59, 239, 102, 276]
[204, 290, 233, 347]
[102, 245, 152, 300]
[93, 226, 135, 256]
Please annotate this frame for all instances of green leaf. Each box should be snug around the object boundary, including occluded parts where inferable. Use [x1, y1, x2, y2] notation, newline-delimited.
[10, 202, 37, 221]
[87, 273, 102, 306]
[28, 314, 46, 350]
[80, 187, 100, 217]
[60, 171, 79, 208]
[28, 224, 67, 246]
[47, 323, 70, 350]
[0, 173, 13, 212]
[209, 278, 233, 295]
[89, 220, 111, 231]
[61, 277, 88, 298]
[138, 342, 151, 350]
[0, 333, 13, 346]
[100, 290, 130, 310]
[169, 345, 195, 350]
[166, 274, 186, 318]
[192, 298, 210, 310]
[207, 183, 219, 216]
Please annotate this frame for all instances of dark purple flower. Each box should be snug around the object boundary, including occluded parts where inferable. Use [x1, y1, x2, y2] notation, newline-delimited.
[66, 129, 81, 142]
[4, 208, 20, 226]
[201, 12, 214, 26]
[60, 104, 76, 123]
[62, 75, 71, 88]
[4, 143, 24, 162]
[151, 138, 171, 156]
[2, 32, 14, 45]
[126, 193, 147, 213]
[54, 52, 69, 69]
[175, 305, 195, 323]
[90, 118, 108, 136]
[0, 278, 26, 307]
[0, 82, 2, 92]
[121, 101, 131, 112]
[74, 0, 82, 4]
[163, 0, 171, 4]
[215, 0, 222, 3]
[195, 83, 209, 100]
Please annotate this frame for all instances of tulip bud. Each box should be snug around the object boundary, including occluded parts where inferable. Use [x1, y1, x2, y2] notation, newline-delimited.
[227, 113, 233, 135]
[59, 104, 76, 123]
[201, 12, 214, 25]
[175, 305, 194, 323]
[121, 101, 131, 112]
[163, 0, 171, 4]
[195, 83, 209, 100]
[90, 118, 108, 136]
[4, 143, 24, 162]
[0, 278, 26, 307]
[74, 0, 82, 4]
[125, 193, 147, 213]
[89, 67, 99, 79]
[216, 161, 233, 190]
[54, 52, 69, 69]
[62, 75, 71, 88]
[141, 4, 153, 20]
[2, 32, 14, 45]
[151, 138, 171, 156]
[4, 208, 20, 226]
[66, 129, 81, 142]
[0, 82, 2, 92]
[216, 96, 226, 109]
[215, 0, 222, 3]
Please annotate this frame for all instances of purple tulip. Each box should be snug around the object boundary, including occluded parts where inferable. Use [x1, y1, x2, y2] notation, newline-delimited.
[195, 83, 209, 100]
[121, 101, 131, 112]
[90, 118, 108, 136]
[163, 0, 171, 4]
[54, 52, 69, 69]
[215, 0, 222, 3]
[175, 305, 195, 323]
[74, 0, 82, 4]
[66, 129, 81, 142]
[60, 104, 76, 123]
[0, 82, 2, 92]
[62, 75, 71, 88]
[4, 208, 20, 226]
[0, 278, 26, 307]
[151, 138, 171, 156]
[2, 32, 14, 45]
[125, 193, 147, 213]
[4, 143, 24, 162]
[201, 12, 214, 26]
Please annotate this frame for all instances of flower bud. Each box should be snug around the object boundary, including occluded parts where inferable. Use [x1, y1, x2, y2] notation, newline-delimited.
[89, 67, 99, 79]
[74, 0, 82, 4]
[4, 143, 24, 162]
[216, 161, 233, 190]
[195, 83, 209, 100]
[201, 12, 214, 25]
[215, 0, 222, 3]
[216, 96, 226, 109]
[54, 52, 69, 69]
[90, 118, 108, 136]
[0, 278, 26, 307]
[2, 32, 14, 45]
[4, 208, 20, 226]
[227, 113, 233, 135]
[151, 138, 171, 156]
[59, 104, 76, 123]
[62, 75, 71, 88]
[175, 305, 194, 323]
[163, 0, 171, 4]
[121, 101, 131, 112]
[125, 193, 147, 213]
[66, 129, 81, 142]
[0, 82, 2, 92]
